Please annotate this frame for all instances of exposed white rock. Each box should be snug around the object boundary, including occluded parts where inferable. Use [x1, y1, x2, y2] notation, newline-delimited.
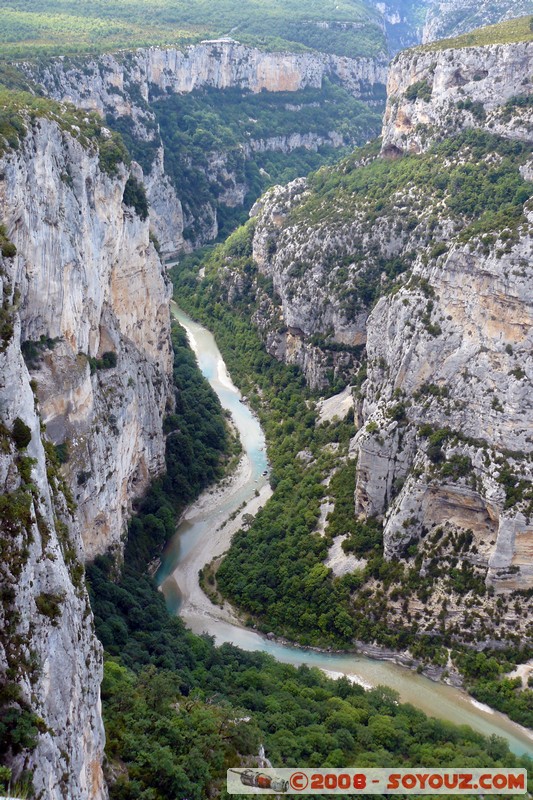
[143, 145, 187, 255]
[317, 386, 354, 424]
[0, 260, 106, 798]
[382, 40, 533, 154]
[24, 42, 387, 110]
[0, 117, 172, 560]
[352, 202, 533, 594]
[324, 535, 367, 576]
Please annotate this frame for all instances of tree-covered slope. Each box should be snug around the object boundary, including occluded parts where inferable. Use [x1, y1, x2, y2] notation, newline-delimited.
[151, 81, 383, 242]
[423, 7, 533, 46]
[421, 13, 533, 49]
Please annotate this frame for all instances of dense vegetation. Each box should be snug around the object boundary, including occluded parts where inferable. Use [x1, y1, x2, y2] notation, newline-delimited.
[90, 559, 533, 799]
[298, 130, 532, 236]
[150, 82, 382, 241]
[421, 14, 533, 50]
[0, 0, 385, 58]
[85, 313, 531, 798]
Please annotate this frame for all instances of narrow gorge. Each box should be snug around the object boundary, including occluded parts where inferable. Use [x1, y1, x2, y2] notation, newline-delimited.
[0, 3, 532, 799]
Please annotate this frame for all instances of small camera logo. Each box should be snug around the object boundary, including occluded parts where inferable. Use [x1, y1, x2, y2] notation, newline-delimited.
[229, 768, 289, 793]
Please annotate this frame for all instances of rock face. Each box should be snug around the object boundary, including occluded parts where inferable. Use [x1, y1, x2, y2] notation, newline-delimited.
[24, 41, 387, 111]
[1, 119, 172, 560]
[353, 203, 533, 589]
[247, 179, 369, 390]
[382, 40, 533, 154]
[0, 332, 107, 800]
[0, 320, 106, 800]
[0, 245, 104, 797]
[355, 44, 533, 610]
[0, 114, 172, 797]
[22, 41, 387, 255]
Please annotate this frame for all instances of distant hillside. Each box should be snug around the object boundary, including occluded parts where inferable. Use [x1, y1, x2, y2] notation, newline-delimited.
[422, 13, 533, 49]
[2, 0, 532, 59]
[0, 0, 386, 58]
[422, 2, 533, 44]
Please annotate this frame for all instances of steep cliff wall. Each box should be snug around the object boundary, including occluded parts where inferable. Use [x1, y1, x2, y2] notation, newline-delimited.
[0, 107, 172, 797]
[1, 118, 172, 560]
[0, 311, 106, 800]
[356, 35, 533, 609]
[22, 41, 387, 254]
[24, 41, 387, 110]
[353, 168, 533, 582]
[382, 39, 533, 154]
[0, 210, 105, 798]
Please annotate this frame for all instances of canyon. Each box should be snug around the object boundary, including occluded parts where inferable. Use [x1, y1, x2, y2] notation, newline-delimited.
[0, 6, 532, 798]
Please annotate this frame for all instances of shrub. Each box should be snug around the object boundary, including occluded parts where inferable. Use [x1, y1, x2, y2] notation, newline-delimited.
[0, 224, 16, 258]
[12, 417, 31, 449]
[35, 592, 64, 624]
[404, 80, 432, 102]
[54, 442, 69, 464]
[430, 241, 448, 259]
[1, 241, 16, 258]
[99, 132, 130, 176]
[122, 176, 149, 220]
[88, 350, 117, 373]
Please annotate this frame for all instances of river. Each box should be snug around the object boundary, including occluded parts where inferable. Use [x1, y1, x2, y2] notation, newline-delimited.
[157, 304, 533, 759]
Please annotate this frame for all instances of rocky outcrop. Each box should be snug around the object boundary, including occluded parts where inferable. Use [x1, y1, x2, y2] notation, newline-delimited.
[246, 179, 366, 389]
[215, 34, 533, 634]
[243, 130, 345, 156]
[142, 145, 187, 255]
[24, 41, 387, 111]
[382, 40, 533, 154]
[244, 156, 441, 388]
[0, 109, 172, 797]
[353, 211, 533, 587]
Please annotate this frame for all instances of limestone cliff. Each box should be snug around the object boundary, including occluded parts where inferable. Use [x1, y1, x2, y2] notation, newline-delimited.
[0, 112, 172, 796]
[353, 178, 533, 579]
[24, 41, 387, 111]
[382, 39, 533, 154]
[0, 311, 106, 800]
[22, 41, 387, 254]
[1, 118, 172, 560]
[210, 32, 533, 642]
[0, 212, 107, 798]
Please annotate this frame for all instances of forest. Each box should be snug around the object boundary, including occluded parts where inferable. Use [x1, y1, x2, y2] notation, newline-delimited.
[150, 81, 382, 241]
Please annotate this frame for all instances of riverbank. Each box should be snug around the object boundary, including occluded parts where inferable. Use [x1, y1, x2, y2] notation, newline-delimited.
[161, 453, 273, 628]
